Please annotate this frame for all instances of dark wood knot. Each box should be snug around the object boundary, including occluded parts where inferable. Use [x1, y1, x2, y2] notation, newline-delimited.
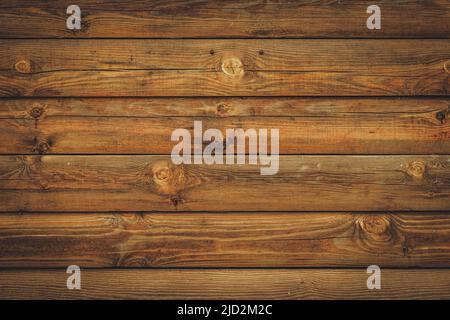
[30, 106, 44, 119]
[216, 103, 231, 117]
[170, 195, 185, 208]
[436, 111, 446, 123]
[35, 142, 50, 154]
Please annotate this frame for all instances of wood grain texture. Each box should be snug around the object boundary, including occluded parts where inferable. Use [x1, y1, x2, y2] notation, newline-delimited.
[2, 97, 450, 118]
[1, 40, 449, 96]
[0, 98, 449, 155]
[1, 0, 449, 301]
[0, 155, 449, 212]
[0, 0, 449, 38]
[1, 269, 450, 300]
[0, 212, 450, 268]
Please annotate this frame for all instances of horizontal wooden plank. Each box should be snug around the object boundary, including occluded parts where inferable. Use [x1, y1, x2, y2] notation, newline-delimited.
[1, 212, 450, 268]
[0, 0, 449, 38]
[2, 98, 450, 118]
[1, 40, 449, 96]
[0, 155, 449, 212]
[1, 269, 450, 299]
[0, 98, 449, 154]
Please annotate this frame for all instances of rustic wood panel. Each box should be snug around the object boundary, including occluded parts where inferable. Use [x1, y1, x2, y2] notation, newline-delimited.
[0, 98, 449, 155]
[1, 155, 449, 212]
[1, 0, 449, 302]
[0, 0, 449, 38]
[2, 98, 450, 118]
[1, 40, 449, 96]
[0, 212, 449, 268]
[1, 269, 450, 300]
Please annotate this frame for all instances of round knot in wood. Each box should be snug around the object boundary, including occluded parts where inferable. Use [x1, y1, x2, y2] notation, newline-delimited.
[14, 60, 33, 74]
[149, 160, 186, 196]
[35, 142, 50, 154]
[358, 215, 392, 241]
[30, 106, 44, 119]
[221, 57, 244, 77]
[359, 215, 390, 235]
[216, 103, 230, 116]
[154, 166, 170, 182]
[406, 161, 426, 180]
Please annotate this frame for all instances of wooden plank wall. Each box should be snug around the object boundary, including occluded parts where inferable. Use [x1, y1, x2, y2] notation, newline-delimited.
[0, 0, 449, 300]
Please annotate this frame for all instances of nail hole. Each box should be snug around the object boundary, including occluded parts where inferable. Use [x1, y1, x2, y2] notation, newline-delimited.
[436, 111, 446, 122]
[170, 195, 184, 207]
[402, 245, 409, 256]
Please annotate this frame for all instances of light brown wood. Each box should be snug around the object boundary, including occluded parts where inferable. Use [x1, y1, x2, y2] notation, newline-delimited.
[1, 269, 449, 300]
[0, 212, 449, 268]
[0, 0, 449, 38]
[0, 98, 448, 154]
[0, 155, 449, 212]
[1, 40, 449, 96]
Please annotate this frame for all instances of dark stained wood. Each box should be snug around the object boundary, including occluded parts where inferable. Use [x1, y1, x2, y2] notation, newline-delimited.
[1, 40, 449, 96]
[0, 212, 450, 268]
[0, 155, 449, 212]
[0, 98, 449, 155]
[1, 269, 450, 300]
[0, 0, 449, 38]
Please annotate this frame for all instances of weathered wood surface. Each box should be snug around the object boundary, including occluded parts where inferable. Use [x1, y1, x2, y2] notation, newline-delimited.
[1, 40, 449, 96]
[0, 98, 449, 155]
[1, 269, 450, 300]
[0, 0, 449, 38]
[1, 0, 449, 301]
[0, 212, 449, 268]
[1, 155, 449, 212]
[2, 98, 450, 118]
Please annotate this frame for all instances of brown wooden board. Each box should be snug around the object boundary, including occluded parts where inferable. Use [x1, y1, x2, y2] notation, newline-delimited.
[0, 212, 449, 268]
[1, 0, 450, 301]
[0, 98, 449, 155]
[1, 40, 449, 96]
[1, 155, 449, 212]
[0, 1, 449, 38]
[1, 269, 449, 299]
